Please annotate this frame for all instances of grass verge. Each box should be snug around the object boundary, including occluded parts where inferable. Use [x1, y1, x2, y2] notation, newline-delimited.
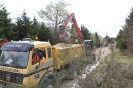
[79, 49, 133, 88]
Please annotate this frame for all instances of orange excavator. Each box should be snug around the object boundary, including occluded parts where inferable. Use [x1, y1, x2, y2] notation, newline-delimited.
[59, 13, 96, 58]
[59, 13, 83, 42]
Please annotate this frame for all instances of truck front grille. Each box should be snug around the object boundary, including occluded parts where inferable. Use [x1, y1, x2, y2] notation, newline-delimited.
[0, 70, 23, 84]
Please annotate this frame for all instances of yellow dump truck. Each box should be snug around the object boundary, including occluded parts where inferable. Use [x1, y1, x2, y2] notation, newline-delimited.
[0, 40, 85, 88]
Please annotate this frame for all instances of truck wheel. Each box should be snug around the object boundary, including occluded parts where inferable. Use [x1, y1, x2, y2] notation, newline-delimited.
[39, 73, 57, 88]
[66, 65, 77, 80]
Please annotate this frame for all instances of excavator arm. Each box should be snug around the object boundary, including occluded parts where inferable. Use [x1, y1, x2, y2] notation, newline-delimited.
[59, 13, 83, 41]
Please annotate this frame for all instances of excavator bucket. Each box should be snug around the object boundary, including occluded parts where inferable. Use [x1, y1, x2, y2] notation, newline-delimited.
[59, 31, 68, 40]
[59, 25, 68, 40]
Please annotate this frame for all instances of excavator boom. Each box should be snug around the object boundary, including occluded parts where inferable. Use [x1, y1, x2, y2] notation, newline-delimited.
[71, 18, 83, 41]
[59, 13, 83, 41]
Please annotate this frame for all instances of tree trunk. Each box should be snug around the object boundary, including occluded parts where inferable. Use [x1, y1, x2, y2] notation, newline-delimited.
[55, 10, 58, 42]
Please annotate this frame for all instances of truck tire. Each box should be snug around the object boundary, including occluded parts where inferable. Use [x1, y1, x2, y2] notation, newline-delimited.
[66, 64, 77, 80]
[39, 72, 57, 88]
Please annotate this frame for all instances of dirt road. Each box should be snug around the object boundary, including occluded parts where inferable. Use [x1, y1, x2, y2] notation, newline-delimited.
[60, 47, 111, 88]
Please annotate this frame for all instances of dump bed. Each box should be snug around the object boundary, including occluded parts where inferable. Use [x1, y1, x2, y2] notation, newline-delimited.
[52, 43, 84, 69]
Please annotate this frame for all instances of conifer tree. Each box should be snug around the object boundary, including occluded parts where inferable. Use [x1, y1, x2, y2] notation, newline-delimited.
[15, 10, 32, 40]
[0, 4, 12, 39]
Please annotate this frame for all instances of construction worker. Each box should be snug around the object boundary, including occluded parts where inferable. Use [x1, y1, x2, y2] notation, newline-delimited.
[32, 53, 45, 64]
[75, 38, 78, 44]
[10, 50, 17, 58]
[40, 56, 45, 64]
[32, 49, 46, 64]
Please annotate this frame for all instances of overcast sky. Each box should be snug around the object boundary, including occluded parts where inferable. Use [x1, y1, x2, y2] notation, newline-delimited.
[1, 0, 133, 38]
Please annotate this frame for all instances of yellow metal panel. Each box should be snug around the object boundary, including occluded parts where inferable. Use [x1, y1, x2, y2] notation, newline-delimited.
[52, 43, 84, 69]
[31, 41, 51, 48]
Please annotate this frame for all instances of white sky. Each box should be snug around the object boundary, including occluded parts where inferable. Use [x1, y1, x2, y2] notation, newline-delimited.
[1, 0, 133, 38]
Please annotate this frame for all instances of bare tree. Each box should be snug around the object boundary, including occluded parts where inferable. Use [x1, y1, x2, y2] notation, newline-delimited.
[38, 0, 69, 41]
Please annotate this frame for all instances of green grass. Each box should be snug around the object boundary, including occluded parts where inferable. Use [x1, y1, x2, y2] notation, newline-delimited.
[71, 54, 94, 74]
[79, 49, 133, 88]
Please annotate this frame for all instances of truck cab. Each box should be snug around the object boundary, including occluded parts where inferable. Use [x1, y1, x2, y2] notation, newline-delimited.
[0, 40, 54, 87]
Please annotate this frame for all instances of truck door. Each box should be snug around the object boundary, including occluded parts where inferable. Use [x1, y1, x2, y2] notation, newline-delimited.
[27, 48, 54, 86]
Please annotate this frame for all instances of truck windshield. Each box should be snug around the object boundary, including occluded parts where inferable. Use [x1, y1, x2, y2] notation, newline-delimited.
[0, 50, 29, 68]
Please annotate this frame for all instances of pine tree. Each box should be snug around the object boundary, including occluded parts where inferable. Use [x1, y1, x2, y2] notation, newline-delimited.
[125, 7, 133, 54]
[0, 4, 12, 39]
[37, 23, 54, 44]
[81, 25, 90, 40]
[30, 16, 39, 39]
[94, 32, 100, 47]
[15, 10, 32, 40]
[116, 28, 127, 51]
